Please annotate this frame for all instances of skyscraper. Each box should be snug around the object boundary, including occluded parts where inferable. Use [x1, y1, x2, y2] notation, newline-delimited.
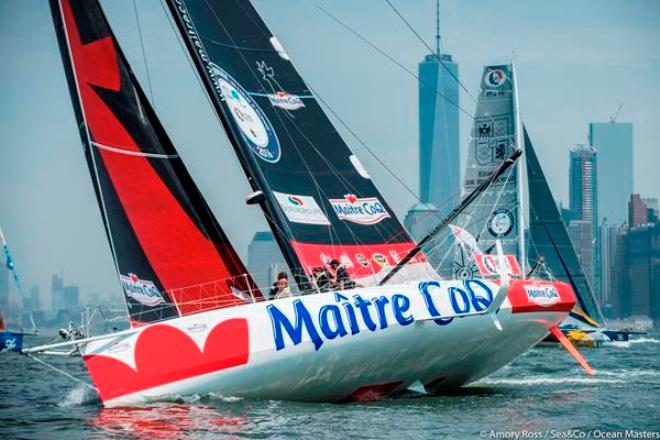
[629, 193, 648, 227]
[405, 1, 459, 261]
[247, 231, 287, 292]
[51, 273, 64, 313]
[589, 122, 633, 225]
[419, 51, 460, 214]
[568, 145, 598, 288]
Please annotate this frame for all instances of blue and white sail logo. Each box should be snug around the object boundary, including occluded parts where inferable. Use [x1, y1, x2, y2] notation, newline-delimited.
[120, 273, 166, 307]
[210, 63, 281, 163]
[485, 69, 506, 88]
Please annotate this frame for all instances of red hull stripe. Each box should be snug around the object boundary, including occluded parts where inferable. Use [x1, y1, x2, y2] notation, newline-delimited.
[290, 240, 426, 279]
[84, 318, 250, 402]
[62, 0, 243, 315]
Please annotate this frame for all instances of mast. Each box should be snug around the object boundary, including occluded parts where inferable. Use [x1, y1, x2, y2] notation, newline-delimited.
[435, 0, 440, 57]
[511, 60, 527, 277]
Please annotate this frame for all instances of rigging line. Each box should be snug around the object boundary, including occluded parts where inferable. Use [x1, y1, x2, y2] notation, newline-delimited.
[382, 0, 478, 105]
[132, 0, 155, 106]
[307, 82, 454, 224]
[312, 3, 475, 121]
[25, 353, 98, 391]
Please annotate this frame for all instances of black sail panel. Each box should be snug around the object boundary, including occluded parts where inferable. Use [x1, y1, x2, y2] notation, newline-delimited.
[167, 0, 435, 284]
[50, 0, 261, 326]
[525, 126, 604, 325]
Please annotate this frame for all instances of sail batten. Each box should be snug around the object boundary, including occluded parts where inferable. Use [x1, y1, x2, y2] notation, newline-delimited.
[50, 0, 260, 326]
[166, 0, 435, 285]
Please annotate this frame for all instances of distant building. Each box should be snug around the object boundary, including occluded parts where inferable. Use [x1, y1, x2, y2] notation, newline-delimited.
[29, 285, 40, 310]
[643, 197, 659, 223]
[567, 220, 596, 287]
[417, 11, 460, 217]
[404, 203, 439, 243]
[406, 3, 459, 239]
[568, 145, 598, 289]
[51, 273, 64, 313]
[629, 194, 648, 227]
[600, 221, 625, 316]
[625, 222, 659, 322]
[247, 231, 287, 292]
[63, 285, 80, 309]
[589, 122, 633, 225]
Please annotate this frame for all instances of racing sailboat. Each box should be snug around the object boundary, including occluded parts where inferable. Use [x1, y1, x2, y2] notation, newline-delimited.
[23, 0, 579, 406]
[0, 224, 37, 352]
[450, 63, 630, 347]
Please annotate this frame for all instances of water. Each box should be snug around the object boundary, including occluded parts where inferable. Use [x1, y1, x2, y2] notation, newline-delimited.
[1, 334, 659, 439]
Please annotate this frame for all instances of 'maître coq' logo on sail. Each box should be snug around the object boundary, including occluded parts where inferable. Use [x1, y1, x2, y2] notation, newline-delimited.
[120, 273, 166, 307]
[329, 194, 391, 225]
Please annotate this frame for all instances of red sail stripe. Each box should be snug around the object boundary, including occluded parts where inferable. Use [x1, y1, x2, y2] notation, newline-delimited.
[62, 0, 242, 315]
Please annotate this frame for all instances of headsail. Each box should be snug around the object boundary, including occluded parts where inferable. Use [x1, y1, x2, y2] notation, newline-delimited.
[50, 0, 260, 326]
[525, 127, 604, 326]
[165, 0, 435, 285]
[455, 65, 521, 273]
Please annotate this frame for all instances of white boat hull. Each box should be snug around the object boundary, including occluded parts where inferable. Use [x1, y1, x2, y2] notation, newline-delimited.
[80, 278, 575, 407]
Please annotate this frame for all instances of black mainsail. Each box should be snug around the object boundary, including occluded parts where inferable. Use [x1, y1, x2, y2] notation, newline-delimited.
[165, 0, 434, 285]
[525, 127, 604, 325]
[50, 0, 260, 326]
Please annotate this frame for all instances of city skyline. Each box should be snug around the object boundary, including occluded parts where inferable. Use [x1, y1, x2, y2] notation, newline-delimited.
[1, 0, 659, 305]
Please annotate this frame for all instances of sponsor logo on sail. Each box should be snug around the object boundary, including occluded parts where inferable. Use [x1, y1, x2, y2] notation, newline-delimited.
[186, 323, 209, 333]
[355, 254, 370, 267]
[487, 208, 514, 238]
[485, 69, 506, 87]
[211, 63, 281, 163]
[372, 253, 389, 267]
[120, 273, 166, 307]
[524, 285, 560, 307]
[273, 191, 330, 225]
[107, 341, 130, 354]
[329, 194, 391, 225]
[268, 91, 305, 110]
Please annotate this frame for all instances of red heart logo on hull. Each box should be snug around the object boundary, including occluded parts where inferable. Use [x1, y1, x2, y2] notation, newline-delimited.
[84, 318, 249, 402]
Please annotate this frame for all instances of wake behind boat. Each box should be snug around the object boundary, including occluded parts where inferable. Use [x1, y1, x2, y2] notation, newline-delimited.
[22, 0, 581, 407]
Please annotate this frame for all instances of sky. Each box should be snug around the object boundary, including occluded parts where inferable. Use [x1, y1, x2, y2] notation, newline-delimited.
[0, 0, 658, 310]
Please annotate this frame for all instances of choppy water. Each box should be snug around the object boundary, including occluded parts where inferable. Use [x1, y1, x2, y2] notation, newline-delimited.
[1, 334, 659, 439]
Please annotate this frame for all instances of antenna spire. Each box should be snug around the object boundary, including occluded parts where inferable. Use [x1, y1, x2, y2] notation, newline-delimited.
[435, 0, 441, 56]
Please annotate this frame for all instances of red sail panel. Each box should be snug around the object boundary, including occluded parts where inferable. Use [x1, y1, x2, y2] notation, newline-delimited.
[57, 0, 259, 320]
